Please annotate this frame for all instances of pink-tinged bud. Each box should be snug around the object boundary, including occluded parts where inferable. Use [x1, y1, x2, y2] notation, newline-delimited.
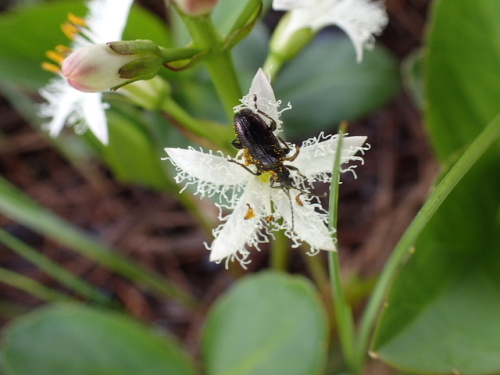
[62, 44, 135, 92]
[173, 0, 218, 16]
[62, 40, 163, 93]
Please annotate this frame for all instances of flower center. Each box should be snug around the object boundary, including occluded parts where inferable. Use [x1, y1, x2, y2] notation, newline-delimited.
[259, 172, 273, 185]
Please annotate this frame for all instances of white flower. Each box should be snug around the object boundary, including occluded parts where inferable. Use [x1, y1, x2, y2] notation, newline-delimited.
[273, 0, 388, 62]
[164, 69, 369, 267]
[38, 0, 134, 145]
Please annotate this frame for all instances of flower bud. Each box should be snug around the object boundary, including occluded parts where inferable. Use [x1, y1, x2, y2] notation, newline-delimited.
[172, 0, 218, 16]
[269, 12, 314, 62]
[62, 40, 163, 93]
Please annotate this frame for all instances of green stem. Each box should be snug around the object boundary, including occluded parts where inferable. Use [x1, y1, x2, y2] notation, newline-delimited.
[269, 230, 288, 271]
[178, 13, 242, 119]
[0, 228, 112, 305]
[328, 127, 357, 373]
[354, 112, 500, 368]
[160, 97, 233, 152]
[160, 46, 203, 63]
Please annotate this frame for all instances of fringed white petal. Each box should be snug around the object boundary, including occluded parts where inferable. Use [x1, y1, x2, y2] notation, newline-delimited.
[39, 78, 109, 143]
[208, 180, 271, 267]
[291, 134, 368, 179]
[39, 78, 83, 138]
[272, 189, 336, 252]
[321, 0, 388, 62]
[234, 68, 291, 130]
[82, 92, 109, 144]
[76, 0, 134, 46]
[165, 147, 249, 186]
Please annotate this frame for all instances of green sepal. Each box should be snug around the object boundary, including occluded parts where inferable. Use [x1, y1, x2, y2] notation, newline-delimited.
[107, 39, 161, 56]
[118, 55, 162, 79]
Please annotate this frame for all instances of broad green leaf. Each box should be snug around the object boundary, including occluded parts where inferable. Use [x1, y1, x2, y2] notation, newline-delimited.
[2, 304, 198, 375]
[371, 0, 500, 373]
[273, 36, 400, 138]
[0, 0, 171, 89]
[201, 272, 328, 375]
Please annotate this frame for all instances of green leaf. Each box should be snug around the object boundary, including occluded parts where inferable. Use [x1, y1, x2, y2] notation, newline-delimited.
[0, 0, 171, 89]
[425, 0, 500, 162]
[371, 0, 500, 373]
[273, 36, 400, 138]
[2, 304, 198, 375]
[201, 272, 328, 375]
[98, 101, 170, 190]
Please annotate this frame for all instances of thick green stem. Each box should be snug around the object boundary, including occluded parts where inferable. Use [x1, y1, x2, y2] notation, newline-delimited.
[328, 128, 358, 374]
[178, 14, 242, 120]
[354, 112, 500, 368]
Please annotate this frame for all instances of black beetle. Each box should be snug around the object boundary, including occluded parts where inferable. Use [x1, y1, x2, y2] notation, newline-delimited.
[229, 97, 312, 227]
[230, 106, 301, 189]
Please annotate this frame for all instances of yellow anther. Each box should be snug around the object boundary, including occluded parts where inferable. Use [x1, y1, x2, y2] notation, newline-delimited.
[46, 50, 65, 65]
[55, 45, 73, 56]
[61, 22, 79, 40]
[68, 13, 87, 27]
[41, 62, 61, 74]
[244, 204, 256, 220]
[295, 194, 304, 206]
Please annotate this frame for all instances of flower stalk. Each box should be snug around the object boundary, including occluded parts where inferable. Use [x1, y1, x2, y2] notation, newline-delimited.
[328, 125, 358, 373]
[174, 10, 242, 120]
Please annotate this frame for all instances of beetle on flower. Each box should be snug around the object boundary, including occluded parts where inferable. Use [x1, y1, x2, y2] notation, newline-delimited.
[164, 69, 369, 267]
[39, 0, 134, 145]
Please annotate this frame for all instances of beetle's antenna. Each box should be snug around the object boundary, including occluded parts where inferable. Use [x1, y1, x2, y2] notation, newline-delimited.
[283, 188, 295, 232]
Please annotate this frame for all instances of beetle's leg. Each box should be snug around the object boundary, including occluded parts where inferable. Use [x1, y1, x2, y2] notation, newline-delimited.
[228, 158, 261, 176]
[252, 94, 278, 132]
[285, 145, 300, 161]
[285, 164, 305, 179]
[231, 138, 243, 149]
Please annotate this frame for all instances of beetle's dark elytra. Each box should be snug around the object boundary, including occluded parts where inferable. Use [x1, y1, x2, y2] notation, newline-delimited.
[231, 108, 299, 189]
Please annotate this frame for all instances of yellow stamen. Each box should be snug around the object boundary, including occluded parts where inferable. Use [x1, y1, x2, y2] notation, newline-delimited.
[56, 45, 73, 56]
[244, 204, 256, 220]
[46, 50, 65, 65]
[295, 194, 304, 206]
[67, 13, 87, 27]
[61, 22, 79, 40]
[41, 62, 61, 74]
